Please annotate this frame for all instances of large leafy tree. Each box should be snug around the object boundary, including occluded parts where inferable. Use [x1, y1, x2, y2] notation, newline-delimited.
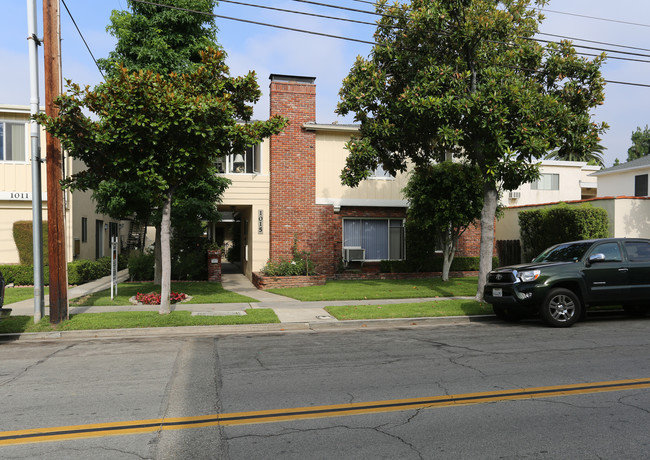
[403, 162, 484, 280]
[97, 0, 227, 283]
[627, 125, 650, 162]
[337, 0, 607, 300]
[36, 49, 287, 313]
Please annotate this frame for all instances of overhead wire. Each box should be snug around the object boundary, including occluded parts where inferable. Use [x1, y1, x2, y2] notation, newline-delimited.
[128, 0, 650, 88]
[61, 0, 105, 78]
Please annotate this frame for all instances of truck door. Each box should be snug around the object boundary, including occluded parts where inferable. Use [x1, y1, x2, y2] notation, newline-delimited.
[582, 241, 629, 304]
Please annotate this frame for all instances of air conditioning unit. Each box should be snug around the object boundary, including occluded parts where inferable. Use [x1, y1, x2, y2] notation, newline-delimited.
[509, 190, 521, 199]
[343, 247, 365, 263]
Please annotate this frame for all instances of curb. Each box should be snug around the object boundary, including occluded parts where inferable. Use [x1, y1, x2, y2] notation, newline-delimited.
[0, 315, 497, 342]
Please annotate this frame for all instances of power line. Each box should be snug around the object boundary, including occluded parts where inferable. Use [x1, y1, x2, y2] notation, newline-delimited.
[129, 0, 650, 88]
[539, 8, 650, 28]
[537, 32, 650, 54]
[60, 0, 104, 78]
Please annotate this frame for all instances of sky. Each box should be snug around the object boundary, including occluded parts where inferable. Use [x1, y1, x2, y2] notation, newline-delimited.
[2, 0, 649, 167]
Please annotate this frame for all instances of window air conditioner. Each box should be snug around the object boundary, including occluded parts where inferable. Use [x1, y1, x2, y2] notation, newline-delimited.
[343, 247, 365, 262]
[509, 190, 521, 199]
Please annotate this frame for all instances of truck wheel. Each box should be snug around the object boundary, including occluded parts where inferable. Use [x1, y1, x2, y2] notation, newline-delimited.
[493, 305, 521, 322]
[540, 288, 581, 327]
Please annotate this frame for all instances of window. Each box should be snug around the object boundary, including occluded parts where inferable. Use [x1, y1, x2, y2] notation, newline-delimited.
[369, 164, 394, 179]
[0, 121, 27, 162]
[634, 174, 648, 197]
[531, 173, 559, 190]
[216, 144, 261, 174]
[625, 241, 650, 262]
[591, 242, 622, 262]
[343, 218, 404, 260]
[81, 217, 88, 243]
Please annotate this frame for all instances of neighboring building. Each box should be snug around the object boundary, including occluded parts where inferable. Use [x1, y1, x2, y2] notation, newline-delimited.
[0, 104, 127, 265]
[209, 75, 483, 279]
[590, 155, 650, 198]
[496, 156, 650, 261]
[500, 160, 599, 208]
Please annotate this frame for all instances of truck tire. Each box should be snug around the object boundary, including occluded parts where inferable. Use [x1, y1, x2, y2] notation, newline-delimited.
[540, 288, 581, 327]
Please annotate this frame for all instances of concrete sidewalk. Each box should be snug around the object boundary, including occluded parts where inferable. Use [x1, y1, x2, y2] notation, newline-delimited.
[2, 271, 488, 340]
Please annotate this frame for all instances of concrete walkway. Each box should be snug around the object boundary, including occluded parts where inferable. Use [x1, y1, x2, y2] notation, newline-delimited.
[2, 270, 486, 340]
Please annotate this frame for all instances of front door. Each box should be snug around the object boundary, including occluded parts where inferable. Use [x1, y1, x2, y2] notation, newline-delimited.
[582, 241, 629, 304]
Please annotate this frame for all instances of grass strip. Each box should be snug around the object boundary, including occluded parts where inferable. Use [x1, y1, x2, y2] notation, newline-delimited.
[268, 278, 478, 301]
[70, 282, 257, 306]
[3, 287, 50, 305]
[325, 300, 492, 320]
[0, 309, 278, 334]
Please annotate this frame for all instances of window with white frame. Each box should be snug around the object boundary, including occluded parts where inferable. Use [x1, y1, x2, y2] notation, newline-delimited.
[0, 121, 27, 162]
[531, 173, 559, 190]
[216, 144, 261, 174]
[369, 163, 395, 179]
[343, 218, 404, 260]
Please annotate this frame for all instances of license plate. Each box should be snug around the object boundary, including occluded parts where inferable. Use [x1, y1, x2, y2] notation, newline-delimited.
[492, 288, 502, 297]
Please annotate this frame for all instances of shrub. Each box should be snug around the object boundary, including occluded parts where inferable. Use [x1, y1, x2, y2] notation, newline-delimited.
[128, 251, 155, 281]
[262, 257, 315, 276]
[12, 221, 49, 266]
[172, 248, 207, 281]
[380, 256, 499, 273]
[519, 203, 609, 260]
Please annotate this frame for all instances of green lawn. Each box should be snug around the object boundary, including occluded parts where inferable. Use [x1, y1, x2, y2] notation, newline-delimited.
[0, 309, 279, 334]
[268, 277, 478, 301]
[70, 282, 258, 306]
[326, 300, 492, 320]
[3, 287, 50, 305]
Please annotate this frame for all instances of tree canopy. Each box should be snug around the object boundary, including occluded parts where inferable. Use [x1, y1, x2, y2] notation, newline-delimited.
[627, 125, 650, 162]
[337, 0, 607, 299]
[36, 49, 288, 312]
[98, 0, 219, 76]
[403, 161, 484, 280]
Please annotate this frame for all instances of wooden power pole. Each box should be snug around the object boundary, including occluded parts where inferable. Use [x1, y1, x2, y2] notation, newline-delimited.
[43, 0, 68, 324]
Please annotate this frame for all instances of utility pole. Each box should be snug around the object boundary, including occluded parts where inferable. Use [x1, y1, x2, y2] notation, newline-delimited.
[27, 0, 44, 322]
[43, 0, 68, 324]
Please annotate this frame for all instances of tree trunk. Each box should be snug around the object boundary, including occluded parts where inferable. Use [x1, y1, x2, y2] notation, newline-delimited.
[154, 222, 162, 285]
[441, 226, 456, 282]
[158, 192, 173, 314]
[476, 182, 499, 301]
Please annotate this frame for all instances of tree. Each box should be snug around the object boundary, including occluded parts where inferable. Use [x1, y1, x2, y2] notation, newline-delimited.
[36, 49, 287, 313]
[96, 0, 228, 284]
[627, 125, 650, 162]
[544, 143, 605, 167]
[98, 0, 219, 76]
[336, 0, 607, 300]
[403, 162, 484, 280]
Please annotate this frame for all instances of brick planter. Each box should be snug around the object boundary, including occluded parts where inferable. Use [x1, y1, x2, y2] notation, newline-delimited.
[207, 249, 222, 282]
[253, 272, 326, 290]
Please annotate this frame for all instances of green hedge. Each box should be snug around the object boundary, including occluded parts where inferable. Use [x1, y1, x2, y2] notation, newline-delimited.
[12, 221, 49, 265]
[0, 255, 128, 286]
[519, 203, 609, 261]
[380, 256, 499, 274]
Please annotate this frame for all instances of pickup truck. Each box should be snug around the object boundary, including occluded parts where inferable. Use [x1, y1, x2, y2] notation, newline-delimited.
[484, 238, 650, 327]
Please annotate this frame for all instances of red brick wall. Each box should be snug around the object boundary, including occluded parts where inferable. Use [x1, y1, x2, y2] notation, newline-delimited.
[269, 76, 339, 273]
[267, 75, 489, 275]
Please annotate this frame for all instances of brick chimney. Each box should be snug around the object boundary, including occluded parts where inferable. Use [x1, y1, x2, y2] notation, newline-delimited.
[268, 74, 320, 263]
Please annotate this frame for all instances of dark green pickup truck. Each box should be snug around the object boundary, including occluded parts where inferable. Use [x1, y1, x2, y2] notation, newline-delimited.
[484, 238, 650, 327]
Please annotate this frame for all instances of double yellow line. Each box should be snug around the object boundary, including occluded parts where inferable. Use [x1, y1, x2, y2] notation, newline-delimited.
[2, 378, 649, 446]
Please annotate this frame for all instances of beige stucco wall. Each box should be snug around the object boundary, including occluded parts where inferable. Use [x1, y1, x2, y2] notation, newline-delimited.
[594, 166, 650, 197]
[1, 106, 123, 265]
[218, 139, 271, 277]
[501, 161, 596, 207]
[314, 129, 409, 206]
[496, 197, 650, 243]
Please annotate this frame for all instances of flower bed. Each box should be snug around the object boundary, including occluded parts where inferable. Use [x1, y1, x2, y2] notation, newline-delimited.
[131, 291, 189, 305]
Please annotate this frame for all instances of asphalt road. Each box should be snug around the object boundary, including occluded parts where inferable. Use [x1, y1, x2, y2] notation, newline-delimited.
[2, 314, 650, 459]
